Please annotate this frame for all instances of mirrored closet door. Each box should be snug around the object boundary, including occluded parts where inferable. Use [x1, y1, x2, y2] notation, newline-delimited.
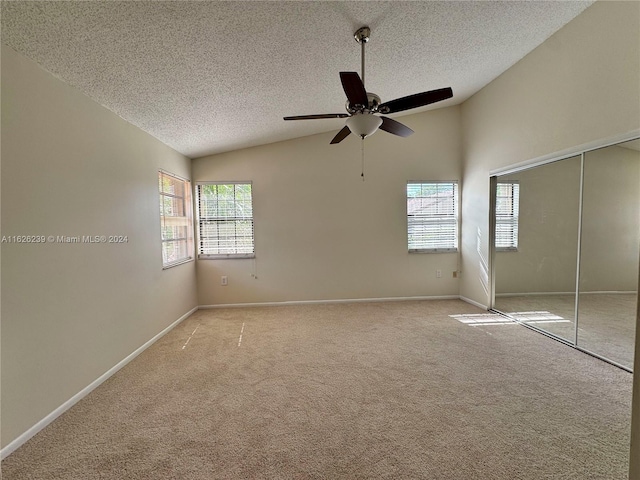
[491, 138, 639, 371]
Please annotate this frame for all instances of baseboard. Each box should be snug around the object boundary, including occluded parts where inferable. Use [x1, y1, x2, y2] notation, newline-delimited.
[496, 291, 635, 297]
[459, 295, 489, 310]
[496, 291, 575, 297]
[0, 306, 198, 460]
[199, 295, 460, 309]
[578, 291, 635, 295]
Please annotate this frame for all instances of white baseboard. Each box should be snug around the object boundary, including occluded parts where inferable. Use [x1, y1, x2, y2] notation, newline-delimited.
[496, 291, 575, 297]
[578, 291, 635, 295]
[496, 291, 635, 298]
[199, 295, 460, 309]
[0, 306, 198, 460]
[459, 295, 489, 310]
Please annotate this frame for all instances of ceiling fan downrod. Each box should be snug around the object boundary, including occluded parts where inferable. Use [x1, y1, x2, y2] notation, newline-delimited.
[354, 26, 370, 88]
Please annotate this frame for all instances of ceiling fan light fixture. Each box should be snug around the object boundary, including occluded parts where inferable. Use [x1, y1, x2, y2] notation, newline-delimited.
[346, 113, 382, 138]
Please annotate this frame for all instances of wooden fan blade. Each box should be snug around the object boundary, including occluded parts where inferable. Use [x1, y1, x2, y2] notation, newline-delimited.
[379, 87, 453, 114]
[330, 125, 352, 144]
[340, 72, 368, 107]
[284, 113, 349, 120]
[379, 117, 414, 137]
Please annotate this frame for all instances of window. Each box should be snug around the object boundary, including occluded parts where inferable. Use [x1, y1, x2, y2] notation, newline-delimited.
[495, 182, 519, 251]
[407, 182, 458, 252]
[196, 183, 254, 258]
[158, 171, 194, 268]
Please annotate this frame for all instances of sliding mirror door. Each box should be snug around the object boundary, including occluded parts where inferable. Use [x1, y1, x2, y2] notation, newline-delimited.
[492, 137, 639, 370]
[577, 140, 639, 369]
[493, 156, 582, 342]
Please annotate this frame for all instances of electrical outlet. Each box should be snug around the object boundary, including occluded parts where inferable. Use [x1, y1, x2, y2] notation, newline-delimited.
[221, 275, 228, 286]
[436, 269, 442, 278]
[453, 271, 458, 278]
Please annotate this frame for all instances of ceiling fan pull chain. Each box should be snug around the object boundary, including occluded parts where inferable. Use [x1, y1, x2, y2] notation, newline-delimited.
[361, 138, 365, 181]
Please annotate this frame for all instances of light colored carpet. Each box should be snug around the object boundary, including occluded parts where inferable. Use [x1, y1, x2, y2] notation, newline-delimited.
[1, 300, 633, 479]
[494, 293, 637, 368]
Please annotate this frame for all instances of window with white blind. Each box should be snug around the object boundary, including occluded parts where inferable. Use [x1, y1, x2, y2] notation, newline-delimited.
[495, 182, 520, 251]
[158, 171, 194, 268]
[407, 182, 459, 253]
[196, 182, 254, 258]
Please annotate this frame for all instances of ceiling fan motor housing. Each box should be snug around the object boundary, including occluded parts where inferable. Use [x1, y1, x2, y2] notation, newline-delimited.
[346, 92, 381, 114]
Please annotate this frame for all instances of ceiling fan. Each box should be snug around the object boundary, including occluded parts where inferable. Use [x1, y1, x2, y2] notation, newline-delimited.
[283, 26, 453, 144]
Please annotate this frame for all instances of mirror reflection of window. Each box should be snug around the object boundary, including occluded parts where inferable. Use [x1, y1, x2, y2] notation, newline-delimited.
[496, 182, 519, 251]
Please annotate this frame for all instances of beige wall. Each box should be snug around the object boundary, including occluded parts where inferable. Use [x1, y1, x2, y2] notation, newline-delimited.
[1, 46, 198, 449]
[581, 145, 640, 292]
[193, 106, 462, 305]
[461, 0, 640, 307]
[460, 0, 640, 473]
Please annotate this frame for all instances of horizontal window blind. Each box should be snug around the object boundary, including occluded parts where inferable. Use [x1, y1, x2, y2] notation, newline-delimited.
[197, 183, 254, 257]
[407, 182, 458, 252]
[496, 182, 519, 250]
[159, 171, 193, 267]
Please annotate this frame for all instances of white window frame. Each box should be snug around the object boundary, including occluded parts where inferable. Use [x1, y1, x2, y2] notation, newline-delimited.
[158, 170, 194, 269]
[495, 182, 519, 252]
[407, 181, 459, 253]
[196, 182, 255, 259]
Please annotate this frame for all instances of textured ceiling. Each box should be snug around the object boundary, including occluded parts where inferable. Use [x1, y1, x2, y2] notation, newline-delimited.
[1, 1, 594, 158]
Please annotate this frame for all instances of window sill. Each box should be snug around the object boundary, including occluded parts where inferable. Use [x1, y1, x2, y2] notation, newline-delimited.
[409, 248, 458, 254]
[162, 257, 194, 270]
[198, 254, 255, 260]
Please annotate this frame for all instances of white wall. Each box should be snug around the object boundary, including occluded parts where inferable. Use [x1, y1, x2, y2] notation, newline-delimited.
[193, 106, 462, 305]
[1, 46, 198, 449]
[459, 0, 640, 471]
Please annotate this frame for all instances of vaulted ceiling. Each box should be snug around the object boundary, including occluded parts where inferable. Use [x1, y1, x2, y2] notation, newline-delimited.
[1, 1, 594, 158]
